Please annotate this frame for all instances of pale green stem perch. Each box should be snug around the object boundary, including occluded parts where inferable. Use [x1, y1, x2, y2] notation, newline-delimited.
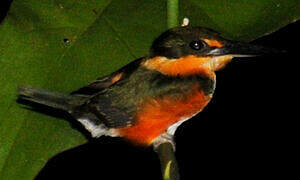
[167, 0, 179, 28]
[156, 143, 180, 180]
[155, 1, 180, 180]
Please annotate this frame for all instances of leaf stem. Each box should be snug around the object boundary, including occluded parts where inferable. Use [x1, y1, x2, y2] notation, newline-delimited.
[167, 0, 179, 28]
[156, 143, 180, 180]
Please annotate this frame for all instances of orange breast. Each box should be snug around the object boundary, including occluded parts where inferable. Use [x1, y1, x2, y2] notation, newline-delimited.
[117, 87, 211, 146]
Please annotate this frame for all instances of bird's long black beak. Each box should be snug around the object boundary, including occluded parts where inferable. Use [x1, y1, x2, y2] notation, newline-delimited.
[207, 41, 286, 57]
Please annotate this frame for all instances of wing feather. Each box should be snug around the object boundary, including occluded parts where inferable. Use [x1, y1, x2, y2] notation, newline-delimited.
[71, 57, 144, 96]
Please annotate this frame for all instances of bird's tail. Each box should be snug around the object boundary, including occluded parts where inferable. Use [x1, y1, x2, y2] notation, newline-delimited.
[18, 85, 85, 112]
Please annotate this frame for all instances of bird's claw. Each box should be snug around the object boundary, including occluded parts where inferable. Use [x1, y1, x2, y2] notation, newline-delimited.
[152, 132, 175, 152]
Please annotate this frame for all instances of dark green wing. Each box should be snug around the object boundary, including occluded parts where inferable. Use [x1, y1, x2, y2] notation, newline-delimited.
[71, 57, 145, 130]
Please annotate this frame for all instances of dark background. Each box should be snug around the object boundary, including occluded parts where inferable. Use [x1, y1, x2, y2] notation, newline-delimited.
[1, 1, 298, 179]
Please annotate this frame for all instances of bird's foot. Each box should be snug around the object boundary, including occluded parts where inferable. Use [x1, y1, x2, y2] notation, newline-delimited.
[152, 132, 175, 151]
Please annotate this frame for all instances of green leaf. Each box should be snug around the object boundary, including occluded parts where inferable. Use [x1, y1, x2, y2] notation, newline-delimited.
[0, 0, 298, 179]
[179, 0, 300, 41]
[0, 0, 167, 179]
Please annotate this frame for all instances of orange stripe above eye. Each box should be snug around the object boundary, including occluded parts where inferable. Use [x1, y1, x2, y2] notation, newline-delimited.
[203, 39, 223, 48]
[111, 72, 123, 83]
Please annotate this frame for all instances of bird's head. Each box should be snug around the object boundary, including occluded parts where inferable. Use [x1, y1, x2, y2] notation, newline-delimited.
[143, 26, 282, 77]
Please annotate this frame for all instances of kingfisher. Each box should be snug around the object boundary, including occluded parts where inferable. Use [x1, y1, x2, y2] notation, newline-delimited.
[18, 25, 280, 150]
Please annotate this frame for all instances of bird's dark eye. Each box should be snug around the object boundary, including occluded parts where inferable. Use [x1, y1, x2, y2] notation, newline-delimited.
[189, 41, 204, 50]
